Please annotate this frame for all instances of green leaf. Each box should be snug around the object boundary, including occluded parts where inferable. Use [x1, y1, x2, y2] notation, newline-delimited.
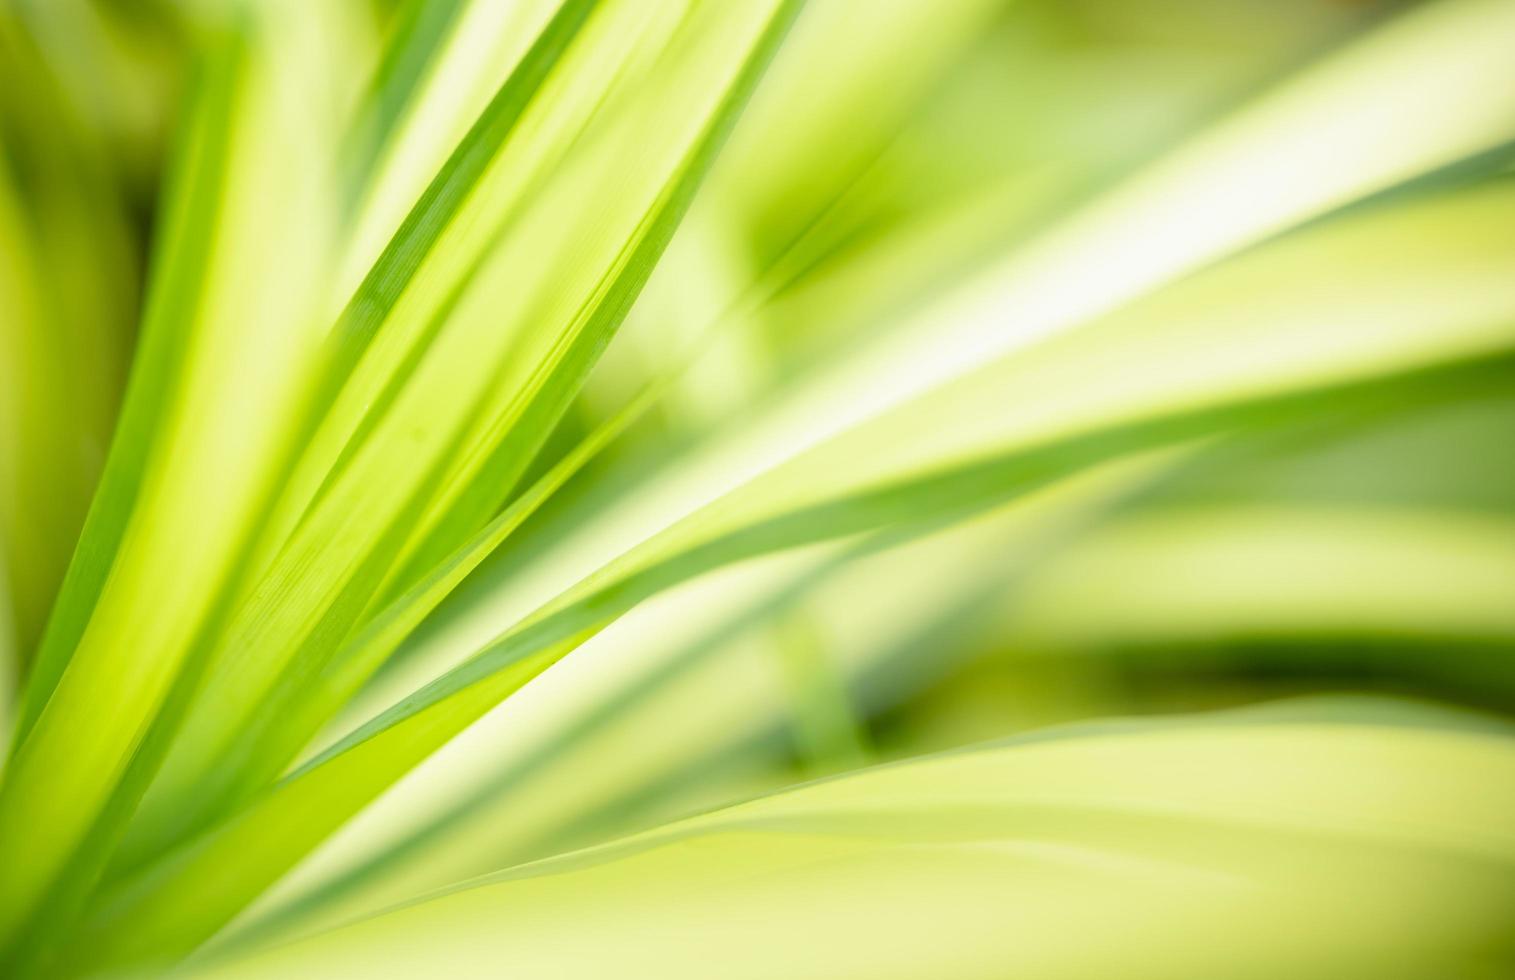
[184, 703, 1515, 979]
[0, 7, 137, 690]
[83, 174, 1515, 974]
[113, 0, 805, 883]
[0, 2, 358, 959]
[1011, 507, 1515, 648]
[221, 455, 1172, 945]
[388, 0, 1515, 714]
[9, 2, 1515, 976]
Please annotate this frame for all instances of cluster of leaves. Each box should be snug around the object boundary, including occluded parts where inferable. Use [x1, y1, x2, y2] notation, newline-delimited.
[1, 0, 1514, 976]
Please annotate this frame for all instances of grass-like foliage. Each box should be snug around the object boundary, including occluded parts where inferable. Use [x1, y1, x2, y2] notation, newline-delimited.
[2, 0, 1514, 976]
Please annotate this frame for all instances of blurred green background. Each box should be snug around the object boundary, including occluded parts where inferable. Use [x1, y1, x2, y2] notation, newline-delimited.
[2, 0, 1513, 966]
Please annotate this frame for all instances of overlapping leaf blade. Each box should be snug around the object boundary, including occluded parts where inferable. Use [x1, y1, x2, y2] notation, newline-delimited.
[185, 703, 1515, 979]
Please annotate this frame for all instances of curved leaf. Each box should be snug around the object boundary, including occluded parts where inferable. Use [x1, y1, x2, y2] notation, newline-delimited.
[187, 704, 1515, 979]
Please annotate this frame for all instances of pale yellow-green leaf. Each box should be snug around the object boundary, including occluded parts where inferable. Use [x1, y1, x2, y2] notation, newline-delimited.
[187, 707, 1515, 980]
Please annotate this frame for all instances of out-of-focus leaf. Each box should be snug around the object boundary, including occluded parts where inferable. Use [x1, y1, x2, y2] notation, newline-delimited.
[185, 703, 1515, 980]
[387, 0, 1515, 714]
[0, 8, 138, 677]
[249, 379, 1515, 939]
[217, 455, 1170, 944]
[0, 1, 357, 962]
[7, 2, 1515, 977]
[88, 174, 1515, 975]
[114, 0, 804, 884]
[1011, 508, 1515, 648]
